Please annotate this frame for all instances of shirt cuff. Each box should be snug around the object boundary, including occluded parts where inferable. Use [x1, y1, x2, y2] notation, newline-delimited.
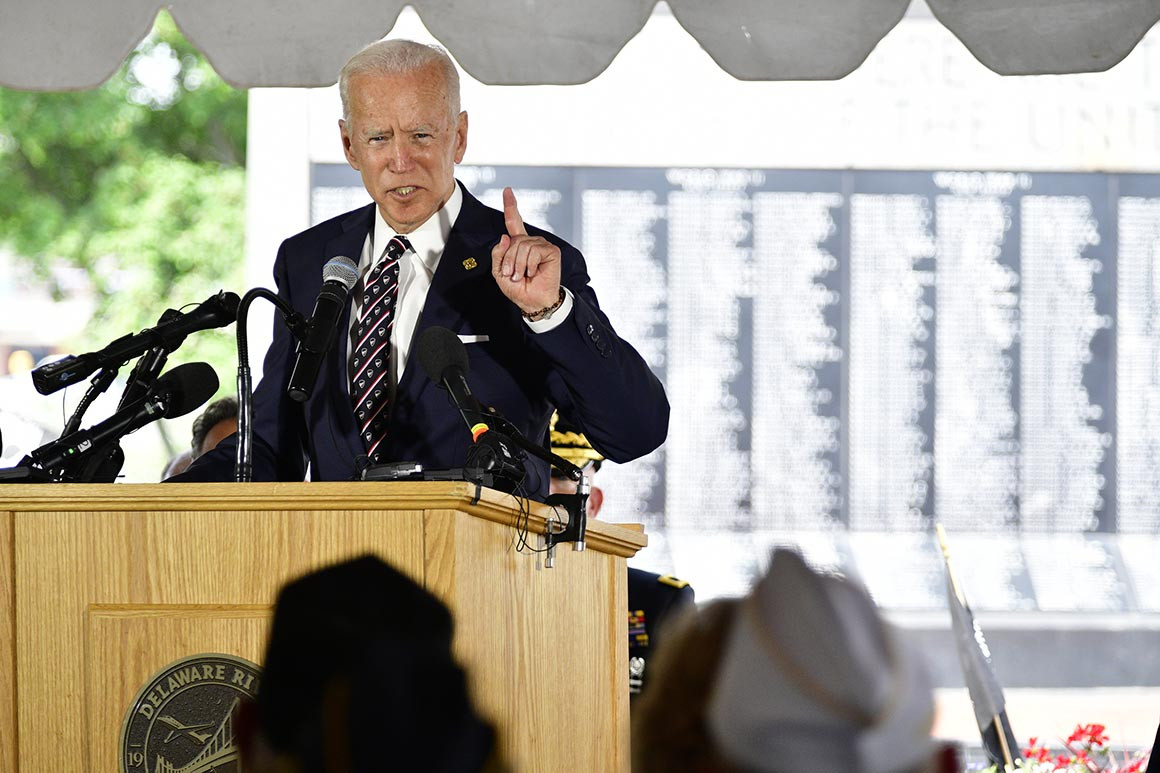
[524, 286, 574, 333]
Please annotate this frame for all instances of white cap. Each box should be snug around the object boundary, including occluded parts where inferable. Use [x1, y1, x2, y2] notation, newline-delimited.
[706, 549, 935, 773]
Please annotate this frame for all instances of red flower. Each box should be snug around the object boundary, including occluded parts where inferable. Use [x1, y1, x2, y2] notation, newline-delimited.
[1023, 737, 1048, 761]
[1068, 723, 1109, 747]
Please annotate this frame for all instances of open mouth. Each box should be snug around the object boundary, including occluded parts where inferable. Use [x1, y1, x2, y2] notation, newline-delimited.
[390, 186, 418, 197]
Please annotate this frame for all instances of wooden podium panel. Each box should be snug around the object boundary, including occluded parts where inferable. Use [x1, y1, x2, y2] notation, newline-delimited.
[425, 507, 628, 765]
[0, 481, 645, 773]
[1, 508, 15, 773]
[86, 608, 269, 769]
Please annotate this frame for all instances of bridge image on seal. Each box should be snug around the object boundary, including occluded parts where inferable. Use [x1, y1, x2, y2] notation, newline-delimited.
[152, 697, 240, 773]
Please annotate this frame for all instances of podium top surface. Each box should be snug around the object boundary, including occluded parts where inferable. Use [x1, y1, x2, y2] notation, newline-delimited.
[0, 480, 648, 557]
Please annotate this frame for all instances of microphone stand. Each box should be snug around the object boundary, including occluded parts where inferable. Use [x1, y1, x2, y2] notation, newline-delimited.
[477, 410, 590, 565]
[234, 288, 306, 482]
[115, 309, 186, 412]
[544, 473, 590, 567]
[1, 350, 126, 483]
[61, 308, 185, 437]
[30, 291, 238, 396]
[61, 366, 120, 436]
[30, 350, 152, 482]
[117, 346, 169, 410]
[2, 303, 229, 484]
[74, 311, 186, 481]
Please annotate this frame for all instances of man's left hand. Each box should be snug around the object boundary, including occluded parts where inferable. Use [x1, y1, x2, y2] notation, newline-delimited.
[491, 187, 562, 315]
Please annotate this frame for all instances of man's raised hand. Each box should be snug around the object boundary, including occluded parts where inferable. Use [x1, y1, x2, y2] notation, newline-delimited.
[491, 187, 562, 315]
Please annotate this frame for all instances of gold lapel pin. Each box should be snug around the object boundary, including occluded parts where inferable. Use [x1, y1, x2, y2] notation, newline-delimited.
[462, 257, 478, 270]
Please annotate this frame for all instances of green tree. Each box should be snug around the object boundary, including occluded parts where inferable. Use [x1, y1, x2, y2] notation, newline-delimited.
[0, 11, 247, 390]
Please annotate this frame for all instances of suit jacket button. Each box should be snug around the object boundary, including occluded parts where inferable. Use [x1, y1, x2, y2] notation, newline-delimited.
[586, 324, 595, 335]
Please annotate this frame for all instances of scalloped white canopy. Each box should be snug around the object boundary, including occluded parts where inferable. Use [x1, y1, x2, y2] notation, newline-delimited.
[1, 0, 1158, 90]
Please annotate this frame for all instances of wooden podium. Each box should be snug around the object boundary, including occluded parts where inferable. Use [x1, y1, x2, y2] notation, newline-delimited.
[0, 481, 646, 772]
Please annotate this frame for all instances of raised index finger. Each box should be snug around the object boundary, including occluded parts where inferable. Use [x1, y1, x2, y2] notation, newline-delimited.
[503, 186, 527, 236]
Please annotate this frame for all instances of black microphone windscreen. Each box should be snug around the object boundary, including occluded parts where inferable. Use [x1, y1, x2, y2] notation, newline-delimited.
[157, 362, 219, 419]
[417, 326, 469, 386]
[217, 290, 242, 319]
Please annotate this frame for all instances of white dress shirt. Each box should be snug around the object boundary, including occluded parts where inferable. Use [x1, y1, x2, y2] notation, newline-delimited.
[347, 183, 574, 394]
[348, 185, 461, 392]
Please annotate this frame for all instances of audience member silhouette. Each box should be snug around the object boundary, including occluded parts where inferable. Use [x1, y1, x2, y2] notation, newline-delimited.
[238, 554, 505, 772]
[632, 548, 957, 773]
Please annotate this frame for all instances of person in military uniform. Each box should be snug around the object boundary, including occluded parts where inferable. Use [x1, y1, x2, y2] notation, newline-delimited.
[549, 413, 695, 699]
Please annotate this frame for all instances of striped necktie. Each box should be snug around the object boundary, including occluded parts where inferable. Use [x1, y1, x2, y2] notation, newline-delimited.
[351, 234, 410, 463]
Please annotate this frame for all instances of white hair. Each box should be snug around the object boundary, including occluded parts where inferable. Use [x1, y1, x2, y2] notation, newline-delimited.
[339, 39, 461, 122]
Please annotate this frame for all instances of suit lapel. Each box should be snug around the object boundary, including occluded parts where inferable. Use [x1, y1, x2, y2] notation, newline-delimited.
[395, 185, 498, 406]
[323, 203, 375, 460]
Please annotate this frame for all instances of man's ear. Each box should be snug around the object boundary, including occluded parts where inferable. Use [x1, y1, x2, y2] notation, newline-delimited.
[339, 119, 359, 169]
[588, 485, 604, 518]
[454, 111, 468, 164]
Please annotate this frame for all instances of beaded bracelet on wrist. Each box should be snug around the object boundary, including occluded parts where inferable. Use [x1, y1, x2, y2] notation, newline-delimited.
[523, 287, 566, 322]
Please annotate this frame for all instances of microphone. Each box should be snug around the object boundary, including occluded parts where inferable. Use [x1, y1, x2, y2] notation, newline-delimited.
[287, 256, 359, 403]
[417, 326, 526, 487]
[31, 362, 219, 472]
[415, 326, 588, 481]
[32, 291, 240, 395]
[417, 326, 485, 431]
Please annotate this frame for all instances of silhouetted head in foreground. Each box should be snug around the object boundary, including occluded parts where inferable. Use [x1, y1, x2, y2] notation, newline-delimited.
[633, 549, 952, 773]
[240, 554, 502, 773]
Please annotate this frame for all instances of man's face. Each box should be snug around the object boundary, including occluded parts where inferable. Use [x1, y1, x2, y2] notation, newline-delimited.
[340, 64, 467, 235]
[198, 417, 238, 459]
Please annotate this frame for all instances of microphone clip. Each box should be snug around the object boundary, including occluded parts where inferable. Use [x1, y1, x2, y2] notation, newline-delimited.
[464, 426, 526, 493]
[283, 310, 309, 342]
[543, 473, 590, 567]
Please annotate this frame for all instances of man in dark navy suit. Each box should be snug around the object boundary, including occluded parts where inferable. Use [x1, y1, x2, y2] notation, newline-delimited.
[549, 414, 694, 699]
[173, 39, 667, 493]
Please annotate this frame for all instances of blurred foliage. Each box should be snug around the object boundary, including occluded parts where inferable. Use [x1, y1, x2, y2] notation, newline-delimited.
[0, 11, 246, 390]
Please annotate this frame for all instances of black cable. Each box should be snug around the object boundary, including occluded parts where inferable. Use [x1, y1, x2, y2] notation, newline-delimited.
[510, 474, 558, 556]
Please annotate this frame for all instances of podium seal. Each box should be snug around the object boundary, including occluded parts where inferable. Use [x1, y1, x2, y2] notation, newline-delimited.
[119, 653, 261, 773]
